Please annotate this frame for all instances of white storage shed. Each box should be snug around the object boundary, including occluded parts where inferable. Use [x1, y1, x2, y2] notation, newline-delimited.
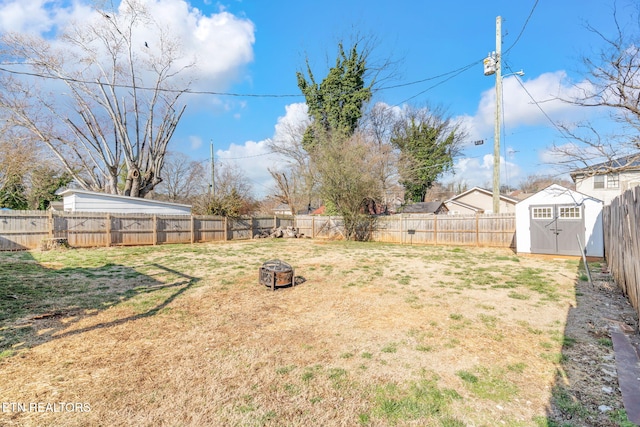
[515, 184, 603, 257]
[57, 189, 191, 215]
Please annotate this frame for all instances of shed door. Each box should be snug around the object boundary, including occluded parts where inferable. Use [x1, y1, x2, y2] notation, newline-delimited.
[530, 204, 585, 256]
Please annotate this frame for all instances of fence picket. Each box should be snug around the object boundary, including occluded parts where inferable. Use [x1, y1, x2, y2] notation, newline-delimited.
[1, 211, 516, 251]
[603, 187, 640, 321]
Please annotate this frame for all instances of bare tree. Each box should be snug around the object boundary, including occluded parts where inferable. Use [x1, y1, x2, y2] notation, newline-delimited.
[153, 152, 207, 204]
[361, 102, 402, 208]
[268, 168, 302, 216]
[313, 129, 382, 240]
[518, 174, 575, 193]
[192, 162, 256, 217]
[267, 112, 320, 210]
[0, 127, 41, 189]
[551, 2, 640, 173]
[0, 0, 191, 197]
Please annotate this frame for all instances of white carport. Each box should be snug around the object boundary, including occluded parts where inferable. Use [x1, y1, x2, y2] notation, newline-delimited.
[57, 189, 191, 215]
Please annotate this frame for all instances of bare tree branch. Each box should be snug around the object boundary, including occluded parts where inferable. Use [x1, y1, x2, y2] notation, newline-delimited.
[0, 0, 194, 198]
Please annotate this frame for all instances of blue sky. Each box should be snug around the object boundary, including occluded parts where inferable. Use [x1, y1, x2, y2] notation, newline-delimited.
[0, 0, 635, 198]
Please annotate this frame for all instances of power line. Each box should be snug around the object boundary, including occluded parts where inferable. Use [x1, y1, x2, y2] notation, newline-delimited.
[501, 88, 510, 189]
[504, 0, 540, 55]
[504, 63, 573, 141]
[0, 58, 483, 101]
[217, 151, 279, 160]
[0, 3, 539, 104]
[0, 66, 304, 98]
[393, 60, 481, 106]
[378, 58, 484, 91]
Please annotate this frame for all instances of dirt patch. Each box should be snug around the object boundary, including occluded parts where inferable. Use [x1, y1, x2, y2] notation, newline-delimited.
[548, 264, 640, 426]
[0, 240, 637, 426]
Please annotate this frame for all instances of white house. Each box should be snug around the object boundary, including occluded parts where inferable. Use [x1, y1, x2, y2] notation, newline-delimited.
[515, 184, 603, 257]
[570, 155, 640, 205]
[57, 189, 191, 215]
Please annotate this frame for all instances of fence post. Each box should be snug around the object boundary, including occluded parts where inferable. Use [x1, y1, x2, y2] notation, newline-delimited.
[190, 215, 195, 244]
[224, 216, 228, 241]
[153, 214, 158, 245]
[476, 214, 480, 246]
[105, 213, 111, 247]
[312, 215, 315, 238]
[400, 214, 404, 245]
[48, 210, 54, 238]
[434, 214, 438, 245]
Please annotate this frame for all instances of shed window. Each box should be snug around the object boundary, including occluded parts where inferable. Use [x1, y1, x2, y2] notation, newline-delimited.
[593, 175, 605, 189]
[607, 174, 619, 188]
[559, 207, 581, 219]
[532, 207, 552, 219]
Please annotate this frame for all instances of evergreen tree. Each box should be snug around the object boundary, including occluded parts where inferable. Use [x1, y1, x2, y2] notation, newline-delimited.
[297, 43, 372, 150]
[0, 175, 28, 210]
[391, 108, 463, 203]
[28, 167, 73, 210]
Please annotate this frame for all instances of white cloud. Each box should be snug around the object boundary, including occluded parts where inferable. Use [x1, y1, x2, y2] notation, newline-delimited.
[536, 142, 608, 173]
[0, 0, 93, 34]
[189, 135, 203, 150]
[442, 154, 522, 189]
[467, 71, 597, 138]
[215, 103, 309, 198]
[133, 0, 255, 89]
[0, 0, 255, 93]
[215, 139, 281, 198]
[273, 103, 309, 145]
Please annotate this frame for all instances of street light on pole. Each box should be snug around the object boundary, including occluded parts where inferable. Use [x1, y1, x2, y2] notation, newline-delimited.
[483, 16, 523, 213]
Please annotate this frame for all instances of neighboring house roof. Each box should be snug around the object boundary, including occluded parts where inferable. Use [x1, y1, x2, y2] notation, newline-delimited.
[273, 203, 292, 212]
[48, 201, 64, 211]
[273, 203, 318, 215]
[400, 202, 448, 214]
[311, 206, 326, 215]
[299, 205, 318, 215]
[446, 199, 485, 213]
[445, 186, 519, 205]
[508, 190, 535, 201]
[570, 154, 640, 181]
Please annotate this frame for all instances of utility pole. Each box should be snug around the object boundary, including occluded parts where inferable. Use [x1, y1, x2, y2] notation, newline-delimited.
[210, 140, 215, 198]
[493, 15, 502, 214]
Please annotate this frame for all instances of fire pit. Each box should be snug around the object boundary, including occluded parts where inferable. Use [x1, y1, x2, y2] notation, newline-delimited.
[259, 259, 295, 291]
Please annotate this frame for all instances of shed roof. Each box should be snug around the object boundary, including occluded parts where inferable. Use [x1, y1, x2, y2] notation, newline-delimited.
[515, 184, 603, 205]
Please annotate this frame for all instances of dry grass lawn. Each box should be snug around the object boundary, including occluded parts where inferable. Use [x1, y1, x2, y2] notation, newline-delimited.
[0, 239, 586, 426]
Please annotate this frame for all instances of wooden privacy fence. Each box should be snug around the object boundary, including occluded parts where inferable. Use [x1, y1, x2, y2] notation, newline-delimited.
[603, 187, 640, 320]
[0, 211, 515, 251]
[0, 211, 293, 250]
[294, 213, 516, 248]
